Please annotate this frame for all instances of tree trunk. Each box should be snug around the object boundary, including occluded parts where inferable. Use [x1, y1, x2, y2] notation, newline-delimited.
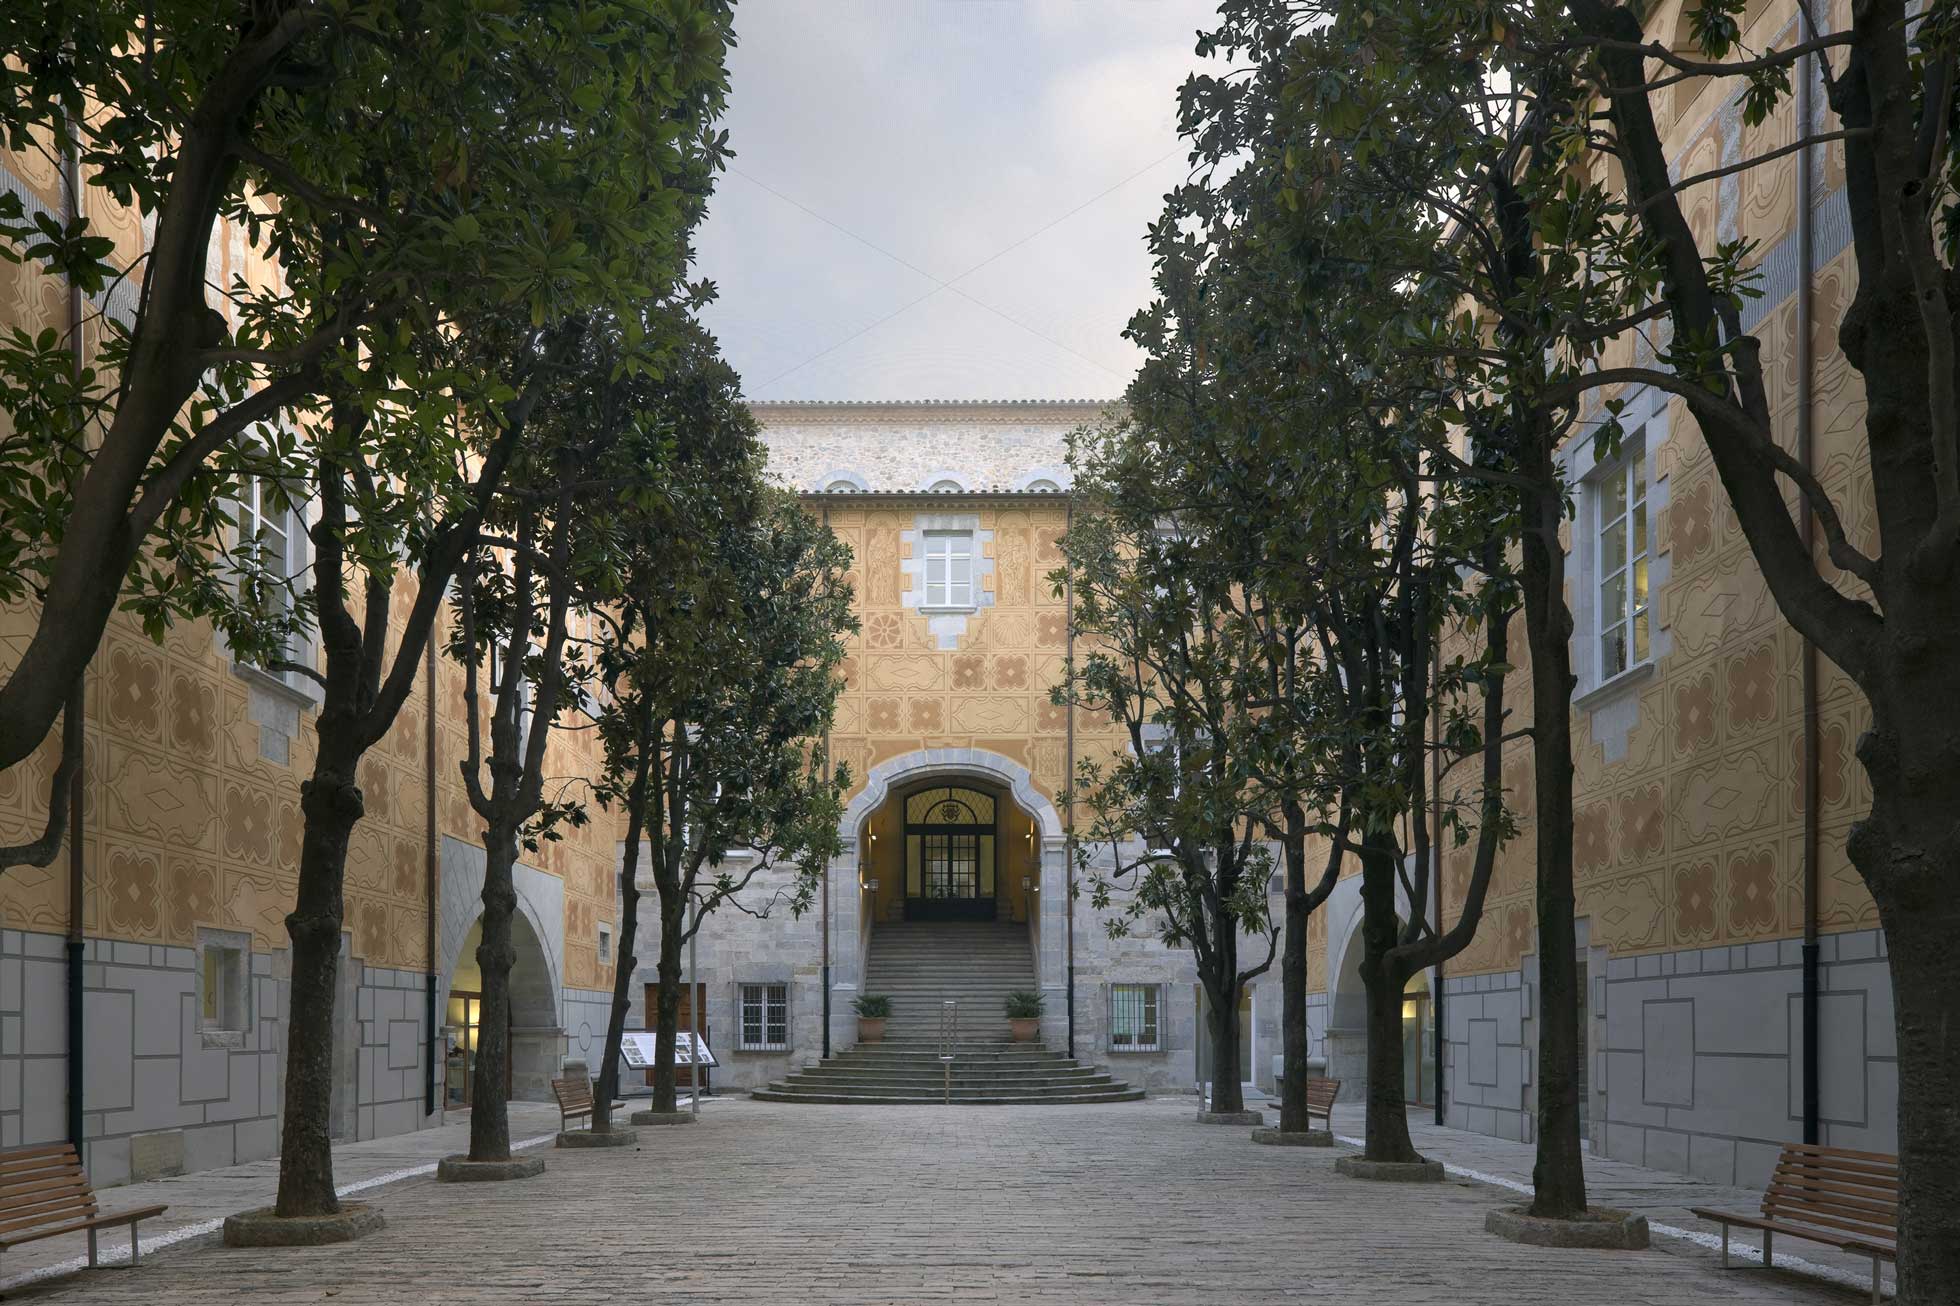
[273, 749, 364, 1217]
[1521, 477, 1588, 1218]
[1852, 729, 1960, 1306]
[466, 825, 520, 1162]
[1278, 828, 1311, 1133]
[1207, 979, 1245, 1115]
[650, 908, 685, 1114]
[1358, 849, 1418, 1163]
[593, 865, 642, 1133]
[1878, 895, 1960, 1306]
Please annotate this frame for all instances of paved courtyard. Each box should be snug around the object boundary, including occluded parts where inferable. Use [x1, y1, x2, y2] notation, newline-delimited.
[18, 1097, 1874, 1304]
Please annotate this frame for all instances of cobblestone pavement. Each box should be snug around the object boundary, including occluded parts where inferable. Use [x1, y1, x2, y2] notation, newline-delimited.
[21, 1096, 1871, 1305]
[1327, 1103, 1894, 1298]
[0, 1102, 566, 1292]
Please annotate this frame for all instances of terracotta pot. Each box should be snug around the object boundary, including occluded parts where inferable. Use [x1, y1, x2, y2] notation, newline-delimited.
[857, 1016, 887, 1044]
[1009, 1017, 1040, 1043]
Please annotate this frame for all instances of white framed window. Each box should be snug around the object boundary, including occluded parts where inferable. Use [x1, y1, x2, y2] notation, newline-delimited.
[922, 530, 974, 608]
[197, 927, 252, 1042]
[739, 982, 789, 1052]
[1023, 478, 1061, 493]
[234, 472, 305, 679]
[597, 923, 612, 966]
[928, 478, 964, 493]
[827, 480, 861, 493]
[1110, 983, 1160, 1052]
[1594, 443, 1650, 681]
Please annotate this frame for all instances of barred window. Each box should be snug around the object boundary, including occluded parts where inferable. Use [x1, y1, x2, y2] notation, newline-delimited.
[740, 982, 789, 1052]
[1110, 983, 1160, 1052]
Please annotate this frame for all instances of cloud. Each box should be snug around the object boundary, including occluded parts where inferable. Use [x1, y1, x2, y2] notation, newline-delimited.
[694, 0, 1219, 401]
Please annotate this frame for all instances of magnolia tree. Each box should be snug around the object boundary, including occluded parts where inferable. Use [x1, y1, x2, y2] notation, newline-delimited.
[261, 1, 734, 1220]
[1055, 415, 1281, 1118]
[614, 478, 856, 1118]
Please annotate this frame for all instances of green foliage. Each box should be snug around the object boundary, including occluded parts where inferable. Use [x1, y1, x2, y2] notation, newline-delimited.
[1003, 991, 1044, 1019]
[853, 994, 893, 1018]
[0, 0, 734, 766]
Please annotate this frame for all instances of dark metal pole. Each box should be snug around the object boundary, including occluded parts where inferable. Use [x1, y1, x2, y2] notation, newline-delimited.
[62, 118, 87, 1155]
[821, 503, 833, 1062]
[1795, 34, 1822, 1148]
[1430, 651, 1445, 1126]
[1064, 496, 1076, 1060]
[425, 635, 440, 1117]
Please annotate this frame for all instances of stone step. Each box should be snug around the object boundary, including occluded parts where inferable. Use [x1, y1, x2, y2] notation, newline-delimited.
[752, 1086, 1146, 1106]
[785, 1074, 1118, 1091]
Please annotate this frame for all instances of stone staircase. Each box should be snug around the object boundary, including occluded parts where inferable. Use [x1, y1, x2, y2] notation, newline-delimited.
[753, 921, 1142, 1106]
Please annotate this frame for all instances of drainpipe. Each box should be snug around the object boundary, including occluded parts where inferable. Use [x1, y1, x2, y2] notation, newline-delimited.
[1063, 496, 1077, 1061]
[820, 502, 832, 1061]
[1796, 40, 1821, 1148]
[425, 629, 440, 1117]
[1430, 639, 1445, 1125]
[62, 120, 88, 1155]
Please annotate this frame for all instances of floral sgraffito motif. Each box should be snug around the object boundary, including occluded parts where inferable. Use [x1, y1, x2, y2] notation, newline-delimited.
[1672, 860, 1718, 942]
[106, 644, 164, 739]
[1725, 642, 1779, 734]
[1035, 700, 1069, 733]
[908, 698, 944, 734]
[1036, 612, 1067, 647]
[993, 656, 1029, 690]
[1617, 783, 1665, 864]
[106, 848, 163, 938]
[951, 654, 986, 690]
[222, 785, 275, 865]
[1673, 670, 1716, 754]
[1727, 847, 1779, 936]
[865, 612, 904, 649]
[868, 698, 901, 733]
[1670, 477, 1716, 569]
[169, 670, 217, 756]
[166, 858, 219, 944]
[1575, 801, 1612, 875]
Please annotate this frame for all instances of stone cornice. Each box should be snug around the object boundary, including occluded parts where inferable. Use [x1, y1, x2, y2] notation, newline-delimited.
[749, 398, 1122, 427]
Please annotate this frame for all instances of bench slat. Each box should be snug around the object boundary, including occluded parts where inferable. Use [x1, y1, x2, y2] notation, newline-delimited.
[1690, 1209, 1897, 1260]
[0, 1204, 171, 1252]
[1779, 1141, 1899, 1165]
[0, 1144, 166, 1256]
[1772, 1158, 1898, 1189]
[1766, 1181, 1898, 1218]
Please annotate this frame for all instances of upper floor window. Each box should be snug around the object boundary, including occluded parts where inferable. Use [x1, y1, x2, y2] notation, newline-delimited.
[826, 479, 861, 493]
[923, 530, 974, 607]
[1024, 478, 1061, 494]
[928, 478, 964, 493]
[234, 472, 307, 686]
[1595, 443, 1650, 681]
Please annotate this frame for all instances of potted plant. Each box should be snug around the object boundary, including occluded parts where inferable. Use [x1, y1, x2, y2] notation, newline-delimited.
[854, 994, 891, 1044]
[1004, 990, 1044, 1043]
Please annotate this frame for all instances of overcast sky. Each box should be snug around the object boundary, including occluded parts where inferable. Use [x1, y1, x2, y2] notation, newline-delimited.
[694, 0, 1220, 402]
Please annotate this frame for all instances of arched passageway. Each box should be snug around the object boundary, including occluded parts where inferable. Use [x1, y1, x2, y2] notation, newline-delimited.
[443, 910, 558, 1106]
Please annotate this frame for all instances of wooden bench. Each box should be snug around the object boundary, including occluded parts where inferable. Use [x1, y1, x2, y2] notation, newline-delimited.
[0, 1143, 167, 1268]
[1306, 1077, 1341, 1132]
[551, 1076, 627, 1132]
[1691, 1143, 1897, 1302]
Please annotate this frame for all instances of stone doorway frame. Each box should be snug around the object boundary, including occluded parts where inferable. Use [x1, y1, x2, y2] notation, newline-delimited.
[830, 749, 1067, 1051]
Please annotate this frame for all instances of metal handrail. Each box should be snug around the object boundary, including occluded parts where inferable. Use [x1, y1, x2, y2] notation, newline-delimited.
[938, 1000, 958, 1104]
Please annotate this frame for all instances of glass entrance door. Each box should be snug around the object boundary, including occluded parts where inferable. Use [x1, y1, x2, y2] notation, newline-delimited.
[444, 990, 511, 1108]
[1401, 980, 1436, 1106]
[904, 785, 998, 920]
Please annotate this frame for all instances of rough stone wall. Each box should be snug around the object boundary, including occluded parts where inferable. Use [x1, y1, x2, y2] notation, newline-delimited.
[753, 400, 1108, 492]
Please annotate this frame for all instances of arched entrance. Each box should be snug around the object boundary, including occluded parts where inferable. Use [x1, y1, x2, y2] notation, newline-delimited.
[901, 783, 1000, 920]
[1327, 911, 1434, 1106]
[831, 749, 1069, 1049]
[442, 909, 558, 1107]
